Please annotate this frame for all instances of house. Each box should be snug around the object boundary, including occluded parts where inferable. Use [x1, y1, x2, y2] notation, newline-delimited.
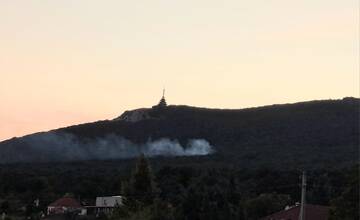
[47, 194, 85, 215]
[86, 196, 124, 216]
[261, 204, 329, 220]
[96, 196, 123, 207]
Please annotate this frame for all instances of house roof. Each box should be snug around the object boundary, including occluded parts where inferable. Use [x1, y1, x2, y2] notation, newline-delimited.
[48, 196, 82, 208]
[261, 204, 329, 220]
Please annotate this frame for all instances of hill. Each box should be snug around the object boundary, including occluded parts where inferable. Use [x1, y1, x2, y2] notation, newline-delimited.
[0, 97, 358, 169]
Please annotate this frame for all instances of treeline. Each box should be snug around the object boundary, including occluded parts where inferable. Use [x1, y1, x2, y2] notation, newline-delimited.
[0, 156, 358, 220]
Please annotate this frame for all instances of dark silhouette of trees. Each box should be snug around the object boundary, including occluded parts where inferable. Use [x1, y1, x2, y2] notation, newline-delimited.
[329, 166, 359, 220]
[243, 193, 291, 220]
[123, 154, 159, 205]
[0, 162, 358, 220]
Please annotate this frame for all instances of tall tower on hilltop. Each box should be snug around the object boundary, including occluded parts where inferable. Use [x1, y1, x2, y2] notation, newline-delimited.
[158, 88, 167, 107]
[152, 89, 167, 109]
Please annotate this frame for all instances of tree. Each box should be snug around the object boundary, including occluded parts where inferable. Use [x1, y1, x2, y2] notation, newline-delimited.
[123, 154, 159, 205]
[329, 166, 359, 220]
[0, 201, 9, 213]
[148, 199, 175, 220]
[112, 155, 161, 219]
[243, 193, 291, 220]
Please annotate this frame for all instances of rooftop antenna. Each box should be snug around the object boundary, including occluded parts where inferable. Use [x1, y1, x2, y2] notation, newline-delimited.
[162, 87, 165, 98]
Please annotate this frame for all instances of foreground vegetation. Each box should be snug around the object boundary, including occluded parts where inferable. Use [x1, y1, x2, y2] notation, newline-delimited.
[0, 155, 358, 220]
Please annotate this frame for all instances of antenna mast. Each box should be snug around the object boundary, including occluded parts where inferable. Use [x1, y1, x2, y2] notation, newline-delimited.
[299, 171, 306, 220]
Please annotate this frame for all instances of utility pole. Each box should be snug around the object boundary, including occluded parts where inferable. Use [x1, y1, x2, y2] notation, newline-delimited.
[299, 171, 306, 220]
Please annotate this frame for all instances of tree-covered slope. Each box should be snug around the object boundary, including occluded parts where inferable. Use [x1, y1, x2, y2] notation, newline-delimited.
[0, 97, 358, 169]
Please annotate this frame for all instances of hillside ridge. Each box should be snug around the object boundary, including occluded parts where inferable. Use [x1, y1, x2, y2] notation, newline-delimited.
[0, 97, 358, 168]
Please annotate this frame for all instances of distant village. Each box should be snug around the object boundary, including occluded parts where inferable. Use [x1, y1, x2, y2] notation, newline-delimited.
[46, 194, 123, 217]
[10, 193, 327, 220]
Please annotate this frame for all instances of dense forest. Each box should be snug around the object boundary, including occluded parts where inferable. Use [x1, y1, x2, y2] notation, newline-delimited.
[0, 156, 358, 220]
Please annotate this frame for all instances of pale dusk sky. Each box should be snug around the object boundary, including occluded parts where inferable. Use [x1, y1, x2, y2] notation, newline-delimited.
[0, 0, 359, 141]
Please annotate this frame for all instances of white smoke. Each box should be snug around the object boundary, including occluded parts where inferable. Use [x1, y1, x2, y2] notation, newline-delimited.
[0, 132, 215, 163]
[145, 138, 213, 156]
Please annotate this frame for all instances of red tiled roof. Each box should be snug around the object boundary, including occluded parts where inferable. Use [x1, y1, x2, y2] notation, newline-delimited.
[261, 204, 329, 220]
[49, 197, 82, 208]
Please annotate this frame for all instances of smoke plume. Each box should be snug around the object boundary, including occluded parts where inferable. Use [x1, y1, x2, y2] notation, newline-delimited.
[0, 132, 215, 163]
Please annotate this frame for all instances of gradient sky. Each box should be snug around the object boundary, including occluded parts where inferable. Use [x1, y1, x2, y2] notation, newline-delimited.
[0, 0, 359, 141]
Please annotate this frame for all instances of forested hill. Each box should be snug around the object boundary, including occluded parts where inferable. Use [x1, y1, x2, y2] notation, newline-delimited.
[0, 97, 358, 168]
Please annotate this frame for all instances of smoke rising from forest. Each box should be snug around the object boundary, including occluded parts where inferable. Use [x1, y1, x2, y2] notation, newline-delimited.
[0, 132, 214, 163]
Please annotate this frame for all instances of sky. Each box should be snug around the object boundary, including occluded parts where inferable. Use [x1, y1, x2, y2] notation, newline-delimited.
[0, 0, 359, 141]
